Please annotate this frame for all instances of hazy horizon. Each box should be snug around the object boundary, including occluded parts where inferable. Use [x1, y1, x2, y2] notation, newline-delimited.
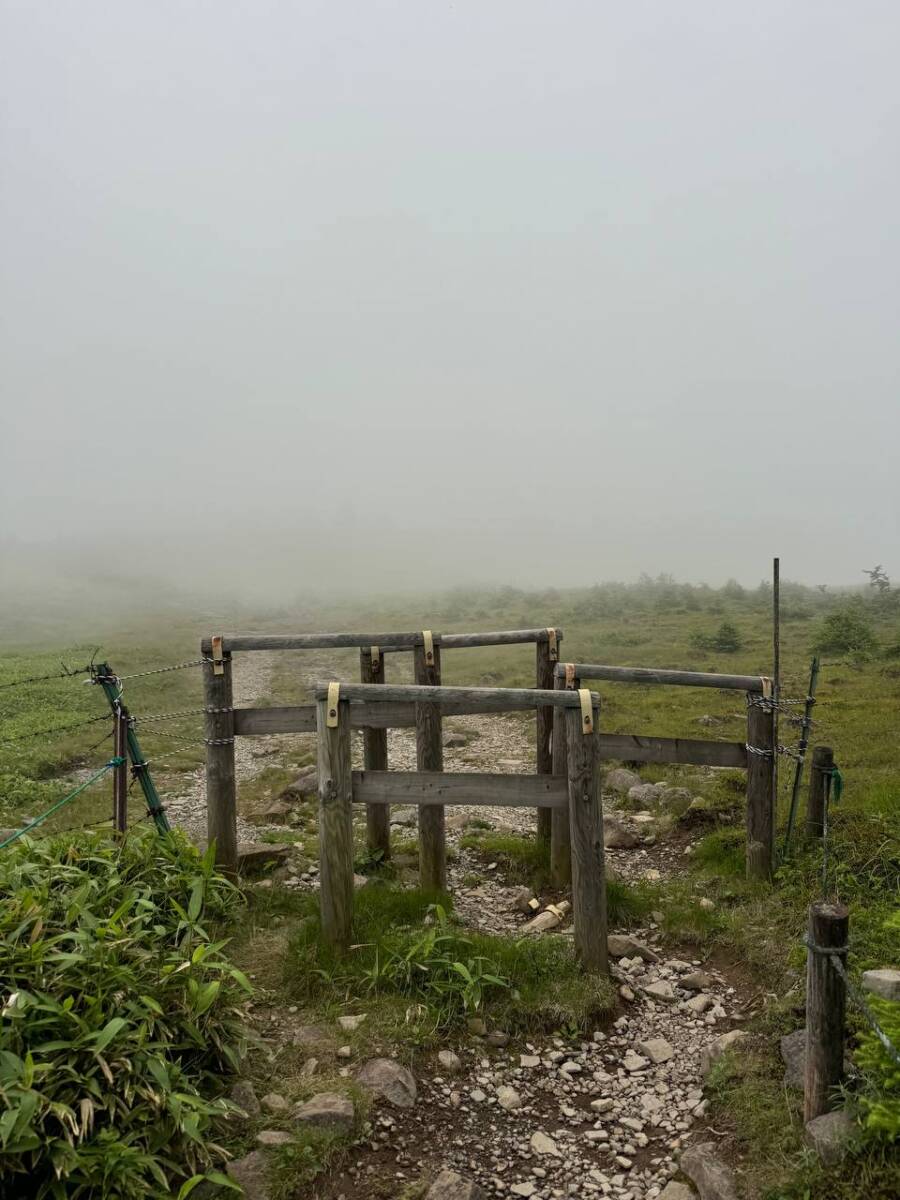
[3, 2, 899, 599]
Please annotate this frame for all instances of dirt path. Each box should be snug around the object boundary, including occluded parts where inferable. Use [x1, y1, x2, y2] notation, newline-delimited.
[230, 703, 753, 1200]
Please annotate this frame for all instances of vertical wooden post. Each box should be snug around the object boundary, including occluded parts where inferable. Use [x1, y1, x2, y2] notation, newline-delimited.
[113, 708, 128, 835]
[317, 695, 354, 951]
[804, 902, 848, 1121]
[204, 651, 237, 877]
[806, 746, 834, 840]
[535, 635, 556, 847]
[551, 669, 578, 887]
[564, 697, 607, 974]
[745, 696, 775, 880]
[414, 640, 445, 892]
[360, 648, 390, 860]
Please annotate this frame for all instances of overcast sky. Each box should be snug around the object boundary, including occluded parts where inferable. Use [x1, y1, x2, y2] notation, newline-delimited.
[2, 2, 898, 595]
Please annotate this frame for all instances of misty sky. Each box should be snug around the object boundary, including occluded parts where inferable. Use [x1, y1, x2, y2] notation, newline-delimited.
[2, 2, 899, 594]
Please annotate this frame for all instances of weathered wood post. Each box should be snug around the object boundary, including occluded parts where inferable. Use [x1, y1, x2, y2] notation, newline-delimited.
[317, 685, 354, 951]
[564, 691, 607, 974]
[112, 707, 129, 835]
[806, 745, 834, 840]
[414, 632, 445, 892]
[745, 695, 775, 880]
[535, 628, 558, 847]
[204, 639, 237, 877]
[804, 901, 849, 1121]
[551, 664, 578, 887]
[360, 646, 390, 861]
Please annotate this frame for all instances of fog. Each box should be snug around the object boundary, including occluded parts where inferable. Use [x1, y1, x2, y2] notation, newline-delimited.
[2, 2, 899, 605]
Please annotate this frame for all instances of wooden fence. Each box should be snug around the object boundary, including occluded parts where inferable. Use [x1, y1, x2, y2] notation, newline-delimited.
[553, 662, 774, 881]
[200, 628, 562, 881]
[312, 681, 607, 972]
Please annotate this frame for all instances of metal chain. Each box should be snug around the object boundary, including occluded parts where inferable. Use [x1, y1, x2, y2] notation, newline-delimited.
[131, 706, 232, 723]
[745, 743, 774, 758]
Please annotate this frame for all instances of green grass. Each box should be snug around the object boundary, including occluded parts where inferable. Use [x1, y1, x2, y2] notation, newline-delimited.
[280, 884, 613, 1036]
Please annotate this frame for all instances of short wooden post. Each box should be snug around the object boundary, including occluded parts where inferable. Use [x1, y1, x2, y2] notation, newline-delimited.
[806, 745, 834, 840]
[414, 639, 445, 892]
[551, 670, 578, 887]
[745, 696, 775, 880]
[317, 695, 354, 951]
[112, 708, 128, 835]
[535, 634, 557, 847]
[360, 648, 390, 860]
[804, 901, 849, 1121]
[564, 696, 607, 974]
[204, 651, 237, 877]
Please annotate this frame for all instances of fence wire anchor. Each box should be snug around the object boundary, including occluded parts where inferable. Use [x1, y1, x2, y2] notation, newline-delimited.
[578, 688, 594, 734]
[546, 627, 559, 662]
[422, 630, 435, 667]
[326, 681, 341, 728]
[211, 634, 225, 676]
[370, 645, 380, 671]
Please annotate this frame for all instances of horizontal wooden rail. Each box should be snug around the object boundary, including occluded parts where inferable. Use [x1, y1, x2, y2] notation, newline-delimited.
[313, 682, 595, 712]
[203, 628, 562, 654]
[233, 706, 745, 765]
[599, 733, 747, 767]
[352, 770, 568, 807]
[557, 662, 765, 693]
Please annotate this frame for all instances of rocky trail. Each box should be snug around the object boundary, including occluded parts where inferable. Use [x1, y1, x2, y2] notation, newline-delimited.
[181, 685, 760, 1200]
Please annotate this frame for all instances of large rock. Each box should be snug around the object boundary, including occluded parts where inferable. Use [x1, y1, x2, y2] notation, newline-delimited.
[237, 843, 291, 874]
[643, 981, 678, 1004]
[607, 934, 660, 963]
[291, 1024, 336, 1053]
[681, 970, 714, 991]
[357, 1057, 417, 1107]
[605, 768, 642, 793]
[229, 1079, 261, 1119]
[284, 767, 317, 796]
[627, 784, 659, 806]
[390, 807, 418, 828]
[256, 1130, 292, 1147]
[603, 816, 640, 849]
[699, 1030, 749, 1077]
[780, 1029, 806, 1088]
[660, 1184, 696, 1200]
[679, 1141, 739, 1200]
[227, 1150, 270, 1200]
[862, 968, 900, 1001]
[496, 1085, 523, 1110]
[805, 1109, 857, 1165]
[639, 1038, 674, 1064]
[295, 1092, 355, 1132]
[426, 1169, 486, 1200]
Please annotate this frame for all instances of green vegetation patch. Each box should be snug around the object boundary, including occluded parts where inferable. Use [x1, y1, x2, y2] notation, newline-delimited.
[284, 884, 613, 1035]
[0, 830, 250, 1199]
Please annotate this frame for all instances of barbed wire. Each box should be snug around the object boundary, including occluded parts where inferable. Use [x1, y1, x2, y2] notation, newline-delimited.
[0, 659, 98, 690]
[0, 712, 112, 746]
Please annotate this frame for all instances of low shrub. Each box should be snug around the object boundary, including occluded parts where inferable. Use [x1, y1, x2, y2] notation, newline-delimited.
[811, 606, 878, 657]
[0, 830, 249, 1199]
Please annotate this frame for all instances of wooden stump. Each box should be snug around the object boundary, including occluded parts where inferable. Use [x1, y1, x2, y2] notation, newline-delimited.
[804, 902, 849, 1121]
[564, 699, 607, 974]
[415, 641, 445, 892]
[360, 648, 390, 860]
[551, 671, 577, 887]
[204, 652, 237, 877]
[806, 745, 834, 840]
[745, 698, 775, 880]
[316, 696, 354, 951]
[535, 637, 556, 846]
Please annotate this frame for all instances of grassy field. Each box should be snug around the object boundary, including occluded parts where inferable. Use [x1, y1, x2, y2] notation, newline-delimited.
[1, 577, 898, 1196]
